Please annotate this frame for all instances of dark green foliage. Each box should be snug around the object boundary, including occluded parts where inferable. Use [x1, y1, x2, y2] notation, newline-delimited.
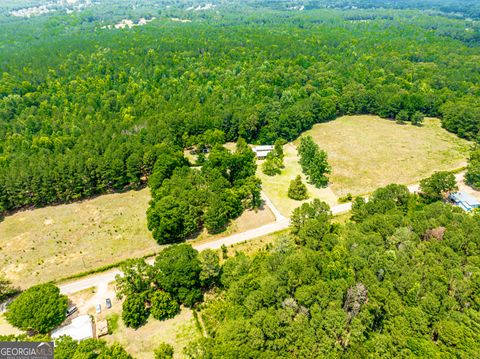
[154, 343, 174, 359]
[396, 109, 410, 124]
[466, 146, 480, 189]
[411, 111, 425, 126]
[5, 283, 67, 334]
[154, 244, 202, 307]
[122, 293, 149, 329]
[291, 199, 333, 249]
[55, 336, 133, 359]
[150, 291, 180, 321]
[192, 195, 480, 358]
[1, 5, 479, 218]
[0, 275, 19, 302]
[288, 175, 308, 200]
[147, 140, 259, 244]
[298, 136, 331, 188]
[351, 184, 412, 222]
[419, 171, 458, 203]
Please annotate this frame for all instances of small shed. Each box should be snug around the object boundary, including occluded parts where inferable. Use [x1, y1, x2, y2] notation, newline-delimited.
[51, 315, 93, 341]
[449, 192, 480, 212]
[253, 145, 274, 159]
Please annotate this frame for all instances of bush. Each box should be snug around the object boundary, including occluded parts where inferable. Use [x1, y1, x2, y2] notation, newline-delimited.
[338, 193, 353, 203]
[150, 291, 180, 321]
[154, 343, 174, 359]
[5, 283, 67, 334]
[288, 175, 308, 200]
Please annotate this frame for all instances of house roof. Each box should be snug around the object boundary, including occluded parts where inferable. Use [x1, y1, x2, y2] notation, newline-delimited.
[450, 192, 480, 207]
[51, 315, 93, 341]
[253, 145, 274, 152]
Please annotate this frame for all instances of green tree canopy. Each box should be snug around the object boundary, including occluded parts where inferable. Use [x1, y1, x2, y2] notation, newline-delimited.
[154, 244, 202, 307]
[150, 291, 180, 321]
[288, 175, 308, 200]
[419, 171, 458, 203]
[6, 283, 67, 334]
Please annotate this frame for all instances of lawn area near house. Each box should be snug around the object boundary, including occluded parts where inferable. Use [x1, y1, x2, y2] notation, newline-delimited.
[259, 115, 470, 216]
[0, 188, 275, 289]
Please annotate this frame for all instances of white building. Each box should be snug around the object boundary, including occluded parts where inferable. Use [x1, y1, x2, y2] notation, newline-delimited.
[253, 145, 274, 159]
[51, 315, 93, 341]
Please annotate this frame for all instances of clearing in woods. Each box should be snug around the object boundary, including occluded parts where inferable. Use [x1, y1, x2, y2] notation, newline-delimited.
[259, 115, 471, 216]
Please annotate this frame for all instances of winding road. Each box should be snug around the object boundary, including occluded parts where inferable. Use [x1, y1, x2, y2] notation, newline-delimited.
[60, 173, 465, 296]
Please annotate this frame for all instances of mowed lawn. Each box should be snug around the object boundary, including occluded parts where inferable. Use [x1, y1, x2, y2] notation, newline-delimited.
[301, 116, 470, 196]
[0, 188, 275, 289]
[259, 115, 470, 216]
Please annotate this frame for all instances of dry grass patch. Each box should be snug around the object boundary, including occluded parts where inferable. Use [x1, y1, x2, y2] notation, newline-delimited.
[103, 306, 200, 359]
[1, 186, 275, 288]
[0, 189, 158, 289]
[300, 115, 470, 196]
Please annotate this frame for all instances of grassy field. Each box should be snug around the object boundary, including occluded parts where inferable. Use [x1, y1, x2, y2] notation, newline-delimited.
[302, 116, 470, 196]
[257, 143, 339, 217]
[101, 303, 199, 359]
[260, 115, 470, 216]
[0, 188, 275, 289]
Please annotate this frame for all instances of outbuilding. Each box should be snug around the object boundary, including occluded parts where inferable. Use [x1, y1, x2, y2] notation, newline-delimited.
[253, 145, 274, 159]
[51, 315, 94, 341]
[449, 192, 480, 212]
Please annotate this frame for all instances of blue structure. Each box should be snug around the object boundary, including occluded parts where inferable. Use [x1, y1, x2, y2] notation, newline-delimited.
[449, 192, 480, 212]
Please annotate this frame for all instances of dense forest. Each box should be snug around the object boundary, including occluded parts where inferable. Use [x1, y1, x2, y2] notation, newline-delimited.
[1, 1, 480, 219]
[188, 185, 480, 358]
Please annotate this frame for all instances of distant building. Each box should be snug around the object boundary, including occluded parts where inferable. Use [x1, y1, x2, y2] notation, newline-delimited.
[449, 192, 480, 212]
[253, 145, 274, 159]
[51, 315, 93, 341]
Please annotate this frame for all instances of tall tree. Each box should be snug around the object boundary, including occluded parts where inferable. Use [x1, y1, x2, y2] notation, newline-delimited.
[6, 283, 67, 334]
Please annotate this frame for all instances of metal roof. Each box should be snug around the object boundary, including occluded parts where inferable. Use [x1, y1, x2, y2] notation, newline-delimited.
[450, 192, 480, 207]
[253, 145, 274, 152]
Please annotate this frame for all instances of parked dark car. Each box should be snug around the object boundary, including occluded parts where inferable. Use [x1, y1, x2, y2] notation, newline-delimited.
[106, 298, 112, 309]
[66, 305, 77, 317]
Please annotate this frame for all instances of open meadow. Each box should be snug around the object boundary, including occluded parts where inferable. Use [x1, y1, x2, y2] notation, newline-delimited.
[0, 189, 275, 289]
[304, 116, 470, 196]
[259, 115, 470, 216]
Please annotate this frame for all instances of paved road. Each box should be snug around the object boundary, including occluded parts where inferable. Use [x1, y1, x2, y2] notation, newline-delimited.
[60, 172, 465, 295]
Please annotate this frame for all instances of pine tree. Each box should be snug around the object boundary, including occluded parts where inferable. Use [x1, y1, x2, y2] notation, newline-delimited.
[288, 175, 308, 200]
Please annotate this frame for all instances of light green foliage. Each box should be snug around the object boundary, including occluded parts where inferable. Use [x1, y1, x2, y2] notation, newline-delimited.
[150, 291, 180, 321]
[115, 259, 154, 299]
[55, 336, 133, 359]
[419, 171, 458, 203]
[287, 175, 308, 200]
[5, 283, 67, 334]
[261, 139, 286, 176]
[298, 136, 331, 188]
[199, 249, 221, 287]
[466, 146, 480, 188]
[154, 342, 174, 359]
